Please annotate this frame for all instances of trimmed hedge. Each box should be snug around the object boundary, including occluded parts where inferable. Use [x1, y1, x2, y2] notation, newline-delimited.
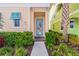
[0, 32, 34, 47]
[45, 32, 56, 50]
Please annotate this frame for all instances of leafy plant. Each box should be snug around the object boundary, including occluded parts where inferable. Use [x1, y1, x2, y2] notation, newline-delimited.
[0, 36, 5, 47]
[15, 47, 28, 56]
[0, 32, 34, 47]
[68, 34, 79, 45]
[45, 32, 56, 50]
[51, 43, 79, 56]
[57, 3, 63, 12]
[0, 47, 13, 56]
[52, 51, 61, 56]
[15, 38, 23, 47]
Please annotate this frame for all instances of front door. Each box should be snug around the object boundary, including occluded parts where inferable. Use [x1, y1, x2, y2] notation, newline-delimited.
[35, 18, 44, 37]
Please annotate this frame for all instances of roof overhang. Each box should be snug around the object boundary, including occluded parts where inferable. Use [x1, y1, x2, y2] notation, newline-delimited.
[0, 3, 50, 7]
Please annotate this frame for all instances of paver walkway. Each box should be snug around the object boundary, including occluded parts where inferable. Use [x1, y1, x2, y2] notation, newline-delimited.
[31, 41, 48, 56]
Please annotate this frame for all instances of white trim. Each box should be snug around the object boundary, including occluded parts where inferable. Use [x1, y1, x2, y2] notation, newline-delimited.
[28, 7, 30, 31]
[0, 3, 50, 7]
[35, 17, 44, 37]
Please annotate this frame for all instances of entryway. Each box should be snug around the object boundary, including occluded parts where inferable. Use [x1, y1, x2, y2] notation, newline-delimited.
[34, 12, 45, 41]
[35, 17, 45, 41]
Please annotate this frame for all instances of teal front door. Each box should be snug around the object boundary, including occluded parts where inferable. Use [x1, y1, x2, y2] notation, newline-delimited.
[36, 18, 44, 37]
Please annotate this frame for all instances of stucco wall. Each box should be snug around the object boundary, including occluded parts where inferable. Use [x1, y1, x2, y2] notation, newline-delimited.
[0, 7, 29, 32]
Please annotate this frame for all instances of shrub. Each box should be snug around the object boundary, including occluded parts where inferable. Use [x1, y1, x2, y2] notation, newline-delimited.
[0, 36, 5, 47]
[58, 43, 68, 55]
[0, 32, 34, 47]
[54, 32, 64, 42]
[15, 47, 28, 56]
[0, 32, 16, 47]
[0, 47, 13, 56]
[52, 51, 61, 56]
[52, 43, 79, 56]
[23, 38, 34, 46]
[58, 43, 68, 52]
[67, 48, 79, 56]
[45, 32, 56, 50]
[15, 38, 24, 47]
[68, 34, 79, 45]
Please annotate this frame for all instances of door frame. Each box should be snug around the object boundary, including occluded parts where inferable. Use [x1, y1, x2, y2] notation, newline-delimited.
[35, 17, 45, 37]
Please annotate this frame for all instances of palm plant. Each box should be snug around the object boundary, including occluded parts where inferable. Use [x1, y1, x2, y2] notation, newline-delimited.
[57, 3, 63, 12]
[56, 3, 69, 43]
[62, 3, 69, 43]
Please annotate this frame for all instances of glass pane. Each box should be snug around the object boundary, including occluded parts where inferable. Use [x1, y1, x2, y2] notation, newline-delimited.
[14, 19, 20, 27]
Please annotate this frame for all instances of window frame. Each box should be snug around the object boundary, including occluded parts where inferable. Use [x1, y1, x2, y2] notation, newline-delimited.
[14, 19, 20, 27]
[70, 20, 74, 28]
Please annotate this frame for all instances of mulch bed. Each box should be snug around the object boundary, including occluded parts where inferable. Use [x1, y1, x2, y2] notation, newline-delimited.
[25, 45, 33, 56]
[46, 47, 52, 56]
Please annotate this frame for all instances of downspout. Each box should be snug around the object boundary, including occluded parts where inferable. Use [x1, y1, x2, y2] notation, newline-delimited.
[28, 7, 30, 31]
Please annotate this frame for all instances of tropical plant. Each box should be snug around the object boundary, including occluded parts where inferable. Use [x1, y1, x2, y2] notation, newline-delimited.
[57, 3, 63, 12]
[51, 43, 79, 56]
[15, 47, 28, 56]
[52, 51, 61, 56]
[0, 36, 5, 47]
[0, 47, 13, 56]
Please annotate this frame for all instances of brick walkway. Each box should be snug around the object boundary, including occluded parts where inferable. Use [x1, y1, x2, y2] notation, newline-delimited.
[31, 41, 48, 56]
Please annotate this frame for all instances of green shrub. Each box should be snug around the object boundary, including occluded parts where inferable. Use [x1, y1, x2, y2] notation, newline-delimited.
[67, 48, 79, 56]
[68, 34, 79, 45]
[45, 32, 56, 50]
[52, 51, 61, 56]
[52, 43, 79, 56]
[58, 43, 68, 52]
[15, 47, 28, 56]
[0, 32, 34, 47]
[15, 39, 24, 47]
[23, 37, 34, 46]
[0, 47, 13, 56]
[58, 43, 68, 55]
[0, 32, 15, 46]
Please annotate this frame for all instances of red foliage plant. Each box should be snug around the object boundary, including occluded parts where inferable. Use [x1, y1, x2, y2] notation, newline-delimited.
[0, 36, 5, 47]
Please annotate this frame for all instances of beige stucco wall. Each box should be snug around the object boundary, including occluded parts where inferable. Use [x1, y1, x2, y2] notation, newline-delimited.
[0, 7, 29, 32]
[0, 7, 49, 37]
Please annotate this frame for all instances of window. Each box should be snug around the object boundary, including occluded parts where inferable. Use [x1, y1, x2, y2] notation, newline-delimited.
[11, 12, 21, 27]
[70, 20, 74, 28]
[14, 19, 20, 27]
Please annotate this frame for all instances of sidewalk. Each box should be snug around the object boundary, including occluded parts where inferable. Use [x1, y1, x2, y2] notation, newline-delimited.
[31, 41, 48, 56]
